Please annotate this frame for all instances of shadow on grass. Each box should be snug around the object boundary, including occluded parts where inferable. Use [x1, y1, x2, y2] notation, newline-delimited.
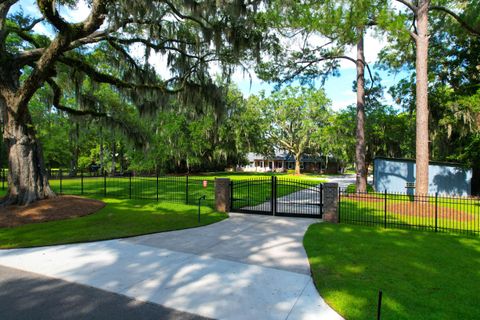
[0, 198, 227, 249]
[304, 222, 480, 320]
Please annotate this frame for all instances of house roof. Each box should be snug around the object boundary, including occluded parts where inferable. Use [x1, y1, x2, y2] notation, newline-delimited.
[247, 152, 322, 162]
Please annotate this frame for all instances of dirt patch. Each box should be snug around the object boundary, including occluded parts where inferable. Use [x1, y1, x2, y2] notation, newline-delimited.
[387, 202, 473, 222]
[341, 193, 384, 203]
[0, 196, 105, 228]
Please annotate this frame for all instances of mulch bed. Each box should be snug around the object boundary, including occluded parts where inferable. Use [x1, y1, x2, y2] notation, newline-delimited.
[0, 196, 106, 228]
[387, 202, 473, 222]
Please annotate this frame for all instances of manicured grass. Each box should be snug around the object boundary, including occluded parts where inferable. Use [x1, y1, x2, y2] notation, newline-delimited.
[304, 223, 480, 320]
[0, 197, 227, 249]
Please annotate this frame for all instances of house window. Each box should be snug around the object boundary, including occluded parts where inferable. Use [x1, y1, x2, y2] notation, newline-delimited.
[277, 161, 283, 168]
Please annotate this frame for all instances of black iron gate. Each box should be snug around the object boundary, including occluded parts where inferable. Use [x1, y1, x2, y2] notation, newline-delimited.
[230, 176, 323, 218]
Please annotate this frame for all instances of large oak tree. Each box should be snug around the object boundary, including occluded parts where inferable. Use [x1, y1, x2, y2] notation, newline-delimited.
[0, 0, 266, 205]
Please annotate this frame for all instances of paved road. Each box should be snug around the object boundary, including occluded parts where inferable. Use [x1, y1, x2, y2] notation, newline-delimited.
[323, 174, 373, 189]
[243, 186, 322, 216]
[0, 265, 208, 320]
[0, 213, 342, 320]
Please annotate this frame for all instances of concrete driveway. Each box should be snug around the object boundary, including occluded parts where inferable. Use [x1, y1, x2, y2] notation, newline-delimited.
[0, 213, 342, 320]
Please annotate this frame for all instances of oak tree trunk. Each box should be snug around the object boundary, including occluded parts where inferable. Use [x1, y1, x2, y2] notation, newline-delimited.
[4, 112, 55, 205]
[295, 155, 301, 175]
[355, 32, 367, 193]
[415, 0, 430, 195]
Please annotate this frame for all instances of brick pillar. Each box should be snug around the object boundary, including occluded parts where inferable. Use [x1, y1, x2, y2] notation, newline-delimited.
[323, 183, 339, 223]
[215, 178, 231, 213]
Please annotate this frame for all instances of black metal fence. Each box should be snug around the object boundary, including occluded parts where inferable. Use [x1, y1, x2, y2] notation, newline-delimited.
[339, 189, 480, 236]
[0, 169, 215, 207]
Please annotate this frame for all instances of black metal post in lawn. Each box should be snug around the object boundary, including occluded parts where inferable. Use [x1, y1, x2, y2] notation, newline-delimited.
[156, 171, 159, 202]
[129, 172, 132, 199]
[384, 190, 387, 228]
[59, 169, 63, 194]
[377, 290, 383, 320]
[185, 175, 189, 205]
[81, 170, 84, 195]
[198, 195, 206, 223]
[103, 170, 107, 197]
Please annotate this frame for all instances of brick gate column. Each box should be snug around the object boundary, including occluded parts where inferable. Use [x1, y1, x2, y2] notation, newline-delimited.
[323, 183, 339, 223]
[215, 178, 231, 213]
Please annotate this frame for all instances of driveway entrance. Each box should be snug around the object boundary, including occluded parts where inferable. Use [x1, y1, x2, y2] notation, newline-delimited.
[230, 177, 323, 218]
[0, 213, 342, 320]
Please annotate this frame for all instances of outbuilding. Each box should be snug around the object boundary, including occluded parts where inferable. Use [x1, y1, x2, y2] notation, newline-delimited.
[373, 157, 472, 196]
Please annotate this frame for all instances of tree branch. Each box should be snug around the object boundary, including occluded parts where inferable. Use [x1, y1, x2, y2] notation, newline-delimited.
[15, 0, 107, 111]
[14, 30, 108, 66]
[58, 56, 182, 94]
[430, 5, 480, 37]
[394, 0, 417, 13]
[47, 78, 109, 117]
[23, 17, 44, 31]
[162, 0, 209, 29]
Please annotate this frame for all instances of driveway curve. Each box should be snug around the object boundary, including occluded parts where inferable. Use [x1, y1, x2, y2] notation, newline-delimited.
[0, 213, 342, 320]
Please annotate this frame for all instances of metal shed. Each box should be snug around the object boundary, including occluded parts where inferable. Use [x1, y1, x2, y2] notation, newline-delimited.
[373, 157, 472, 196]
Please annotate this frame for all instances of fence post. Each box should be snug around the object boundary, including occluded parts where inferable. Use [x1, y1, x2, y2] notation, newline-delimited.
[230, 181, 234, 211]
[156, 171, 159, 201]
[435, 192, 438, 232]
[103, 170, 107, 197]
[323, 183, 339, 223]
[270, 176, 276, 216]
[81, 170, 84, 195]
[185, 175, 189, 204]
[215, 178, 231, 212]
[129, 172, 132, 199]
[59, 169, 63, 194]
[384, 190, 387, 228]
[320, 183, 324, 217]
[337, 186, 341, 223]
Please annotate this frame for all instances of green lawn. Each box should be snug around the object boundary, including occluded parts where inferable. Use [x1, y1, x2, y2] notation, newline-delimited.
[0, 197, 227, 249]
[304, 223, 480, 320]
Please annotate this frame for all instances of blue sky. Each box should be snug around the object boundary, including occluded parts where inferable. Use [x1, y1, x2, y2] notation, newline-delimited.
[235, 67, 409, 111]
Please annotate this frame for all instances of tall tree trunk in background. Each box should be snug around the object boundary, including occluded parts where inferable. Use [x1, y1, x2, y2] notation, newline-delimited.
[70, 122, 80, 176]
[99, 128, 104, 174]
[295, 153, 301, 175]
[111, 140, 116, 174]
[415, 0, 430, 195]
[0, 71, 54, 205]
[355, 31, 367, 193]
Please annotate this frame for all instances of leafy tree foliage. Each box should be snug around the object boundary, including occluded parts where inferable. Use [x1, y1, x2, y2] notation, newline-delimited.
[0, 0, 268, 204]
[254, 86, 331, 175]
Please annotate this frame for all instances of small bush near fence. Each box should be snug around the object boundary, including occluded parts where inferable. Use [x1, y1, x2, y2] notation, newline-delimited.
[339, 189, 480, 236]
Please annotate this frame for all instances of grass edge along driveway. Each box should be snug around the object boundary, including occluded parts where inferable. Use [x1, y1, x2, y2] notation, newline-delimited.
[303, 223, 480, 320]
[0, 198, 227, 249]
